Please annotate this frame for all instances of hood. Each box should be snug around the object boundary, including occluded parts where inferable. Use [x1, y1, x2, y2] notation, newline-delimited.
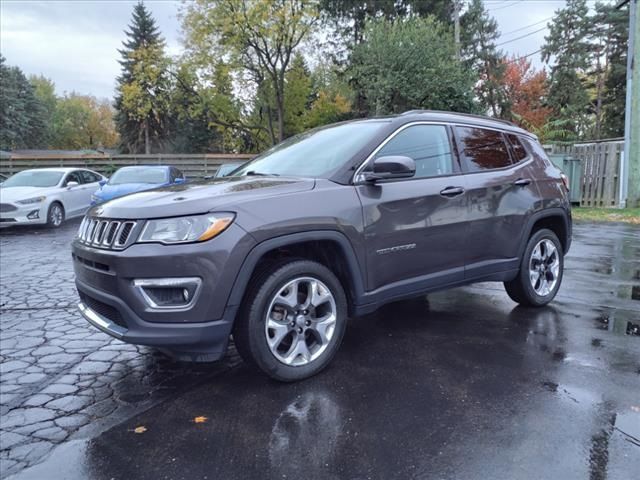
[0, 186, 58, 202]
[89, 176, 316, 219]
[96, 183, 162, 200]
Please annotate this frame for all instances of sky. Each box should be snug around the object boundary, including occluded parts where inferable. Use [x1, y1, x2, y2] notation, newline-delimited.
[0, 0, 619, 100]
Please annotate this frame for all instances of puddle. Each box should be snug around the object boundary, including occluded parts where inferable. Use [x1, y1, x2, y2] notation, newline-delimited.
[596, 311, 640, 337]
[540, 381, 600, 405]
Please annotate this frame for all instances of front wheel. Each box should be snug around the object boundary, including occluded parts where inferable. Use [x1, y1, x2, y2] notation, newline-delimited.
[504, 228, 564, 307]
[233, 259, 348, 382]
[46, 202, 65, 228]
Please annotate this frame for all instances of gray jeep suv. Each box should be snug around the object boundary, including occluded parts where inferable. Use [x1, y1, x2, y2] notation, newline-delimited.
[72, 111, 571, 381]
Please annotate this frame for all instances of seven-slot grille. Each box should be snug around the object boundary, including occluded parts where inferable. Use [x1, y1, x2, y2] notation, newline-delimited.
[78, 217, 137, 250]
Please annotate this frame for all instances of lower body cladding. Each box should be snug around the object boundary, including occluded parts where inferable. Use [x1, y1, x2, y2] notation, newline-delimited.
[72, 223, 255, 361]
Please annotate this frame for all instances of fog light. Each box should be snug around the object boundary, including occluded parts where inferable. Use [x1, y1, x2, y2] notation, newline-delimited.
[27, 210, 39, 219]
[133, 277, 201, 310]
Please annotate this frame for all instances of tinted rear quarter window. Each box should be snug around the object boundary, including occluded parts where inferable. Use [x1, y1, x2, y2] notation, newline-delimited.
[456, 127, 511, 171]
[507, 134, 528, 162]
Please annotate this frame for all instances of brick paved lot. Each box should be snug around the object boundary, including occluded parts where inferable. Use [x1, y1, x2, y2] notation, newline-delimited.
[1, 220, 638, 480]
[0, 220, 238, 477]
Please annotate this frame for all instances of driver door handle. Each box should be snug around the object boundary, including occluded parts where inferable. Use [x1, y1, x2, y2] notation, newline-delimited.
[440, 186, 465, 197]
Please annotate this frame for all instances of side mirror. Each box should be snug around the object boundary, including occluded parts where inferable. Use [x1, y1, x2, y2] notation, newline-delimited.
[66, 181, 79, 189]
[174, 177, 185, 184]
[363, 156, 416, 183]
[99, 179, 107, 187]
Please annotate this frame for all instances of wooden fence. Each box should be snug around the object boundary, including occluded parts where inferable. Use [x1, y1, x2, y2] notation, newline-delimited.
[0, 153, 255, 179]
[547, 140, 624, 207]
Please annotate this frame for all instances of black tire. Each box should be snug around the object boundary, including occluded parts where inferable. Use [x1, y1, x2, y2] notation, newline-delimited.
[504, 228, 564, 307]
[46, 202, 65, 228]
[233, 258, 348, 382]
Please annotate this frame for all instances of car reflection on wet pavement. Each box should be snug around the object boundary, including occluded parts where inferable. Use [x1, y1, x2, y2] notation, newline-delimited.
[1, 221, 639, 480]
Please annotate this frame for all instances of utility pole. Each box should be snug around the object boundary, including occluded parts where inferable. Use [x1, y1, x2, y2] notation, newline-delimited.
[618, 0, 639, 207]
[454, 0, 462, 60]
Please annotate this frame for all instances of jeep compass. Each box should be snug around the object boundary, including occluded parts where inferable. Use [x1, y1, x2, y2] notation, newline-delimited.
[72, 111, 571, 381]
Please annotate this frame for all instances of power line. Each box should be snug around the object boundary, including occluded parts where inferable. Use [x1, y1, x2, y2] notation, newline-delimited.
[504, 49, 543, 64]
[500, 16, 553, 37]
[496, 26, 548, 46]
[488, 1, 521, 12]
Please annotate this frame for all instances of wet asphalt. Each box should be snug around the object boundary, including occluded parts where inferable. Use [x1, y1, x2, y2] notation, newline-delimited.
[2, 221, 639, 480]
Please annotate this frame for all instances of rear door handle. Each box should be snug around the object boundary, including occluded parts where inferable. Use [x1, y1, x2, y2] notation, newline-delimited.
[439, 186, 465, 197]
[514, 178, 532, 186]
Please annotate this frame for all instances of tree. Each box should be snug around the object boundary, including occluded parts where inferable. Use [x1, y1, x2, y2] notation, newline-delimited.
[349, 17, 476, 116]
[283, 54, 313, 137]
[542, 0, 592, 139]
[319, 0, 452, 47]
[501, 56, 552, 134]
[0, 56, 47, 150]
[29, 75, 57, 145]
[461, 0, 507, 117]
[181, 0, 319, 144]
[51, 94, 119, 149]
[115, 1, 172, 153]
[596, 1, 629, 138]
[170, 60, 242, 153]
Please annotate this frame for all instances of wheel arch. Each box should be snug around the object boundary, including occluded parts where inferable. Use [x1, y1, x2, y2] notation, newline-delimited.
[226, 231, 366, 315]
[520, 208, 571, 258]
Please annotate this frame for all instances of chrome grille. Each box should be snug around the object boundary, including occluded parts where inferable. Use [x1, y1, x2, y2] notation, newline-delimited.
[77, 217, 137, 250]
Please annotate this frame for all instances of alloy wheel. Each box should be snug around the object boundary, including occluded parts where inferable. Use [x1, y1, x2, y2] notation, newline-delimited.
[528, 239, 560, 296]
[264, 276, 337, 366]
[50, 204, 63, 226]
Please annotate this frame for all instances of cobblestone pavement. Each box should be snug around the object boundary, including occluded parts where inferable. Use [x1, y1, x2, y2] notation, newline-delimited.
[0, 221, 239, 477]
[1, 221, 638, 480]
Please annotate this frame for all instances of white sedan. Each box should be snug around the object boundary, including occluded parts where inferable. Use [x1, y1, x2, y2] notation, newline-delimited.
[0, 168, 106, 228]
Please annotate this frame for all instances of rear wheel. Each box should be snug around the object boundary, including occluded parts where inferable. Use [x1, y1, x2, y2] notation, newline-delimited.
[233, 259, 348, 382]
[504, 228, 563, 307]
[46, 202, 64, 228]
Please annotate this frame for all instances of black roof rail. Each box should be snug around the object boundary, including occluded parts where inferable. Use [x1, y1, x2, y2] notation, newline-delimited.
[400, 109, 518, 127]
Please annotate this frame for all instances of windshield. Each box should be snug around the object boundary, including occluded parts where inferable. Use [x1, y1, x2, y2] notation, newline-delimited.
[1, 170, 63, 188]
[108, 167, 167, 185]
[232, 121, 387, 178]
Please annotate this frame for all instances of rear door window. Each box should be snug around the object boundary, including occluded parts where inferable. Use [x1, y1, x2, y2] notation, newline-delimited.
[455, 127, 512, 171]
[375, 124, 454, 178]
[80, 171, 100, 183]
[65, 171, 84, 185]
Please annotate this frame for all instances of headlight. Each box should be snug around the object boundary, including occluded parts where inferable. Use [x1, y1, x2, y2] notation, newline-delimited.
[17, 196, 46, 205]
[138, 213, 235, 244]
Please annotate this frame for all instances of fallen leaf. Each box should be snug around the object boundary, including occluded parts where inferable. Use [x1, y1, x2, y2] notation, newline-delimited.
[133, 426, 147, 434]
[193, 416, 208, 424]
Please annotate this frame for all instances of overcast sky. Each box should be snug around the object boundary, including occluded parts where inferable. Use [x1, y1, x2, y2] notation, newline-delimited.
[0, 0, 617, 100]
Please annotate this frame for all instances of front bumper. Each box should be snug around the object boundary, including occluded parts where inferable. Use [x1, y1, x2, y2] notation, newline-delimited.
[0, 202, 47, 225]
[72, 222, 256, 361]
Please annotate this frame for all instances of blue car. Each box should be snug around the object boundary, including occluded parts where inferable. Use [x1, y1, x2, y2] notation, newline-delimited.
[91, 165, 185, 205]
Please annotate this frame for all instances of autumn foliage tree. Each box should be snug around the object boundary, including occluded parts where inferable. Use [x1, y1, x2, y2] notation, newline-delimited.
[501, 56, 552, 135]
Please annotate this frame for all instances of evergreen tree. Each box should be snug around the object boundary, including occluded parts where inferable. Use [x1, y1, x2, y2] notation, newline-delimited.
[283, 54, 314, 137]
[320, 0, 452, 47]
[596, 2, 628, 138]
[114, 1, 171, 153]
[0, 56, 47, 150]
[350, 17, 477, 116]
[29, 75, 57, 146]
[542, 0, 592, 139]
[460, 0, 507, 118]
